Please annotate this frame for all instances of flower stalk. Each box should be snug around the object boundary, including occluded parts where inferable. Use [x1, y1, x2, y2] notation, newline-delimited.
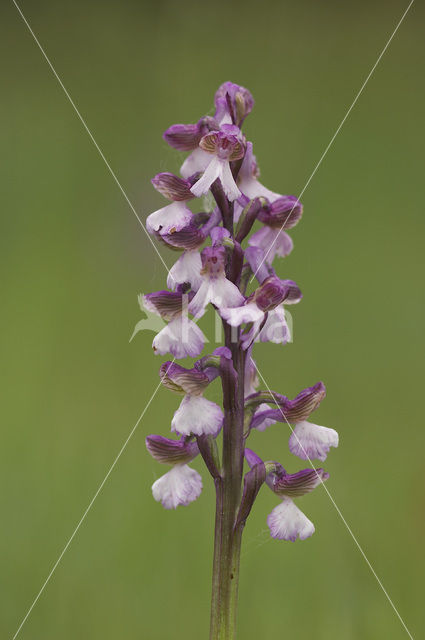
[134, 81, 339, 639]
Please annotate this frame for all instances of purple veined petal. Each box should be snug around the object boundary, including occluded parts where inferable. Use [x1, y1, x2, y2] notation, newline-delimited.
[152, 464, 203, 509]
[248, 226, 294, 263]
[220, 301, 264, 327]
[252, 275, 295, 311]
[142, 290, 187, 321]
[152, 316, 206, 359]
[160, 223, 205, 251]
[283, 382, 327, 422]
[253, 402, 278, 431]
[259, 196, 303, 230]
[146, 434, 199, 465]
[160, 361, 210, 396]
[181, 148, 212, 179]
[267, 497, 315, 542]
[270, 467, 329, 498]
[146, 201, 193, 236]
[151, 172, 193, 201]
[171, 395, 224, 437]
[279, 279, 303, 305]
[163, 123, 202, 151]
[289, 420, 339, 462]
[167, 250, 203, 292]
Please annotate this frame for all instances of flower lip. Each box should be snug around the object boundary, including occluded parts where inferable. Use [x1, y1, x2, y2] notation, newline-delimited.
[200, 246, 226, 278]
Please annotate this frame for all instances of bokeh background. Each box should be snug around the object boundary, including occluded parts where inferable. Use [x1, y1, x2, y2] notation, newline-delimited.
[1, 1, 424, 638]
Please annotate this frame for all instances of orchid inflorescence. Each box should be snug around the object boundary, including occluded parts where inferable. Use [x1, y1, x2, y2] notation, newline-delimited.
[133, 81, 338, 637]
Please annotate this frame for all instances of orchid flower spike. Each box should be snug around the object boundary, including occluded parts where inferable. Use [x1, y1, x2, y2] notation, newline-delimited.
[136, 81, 338, 637]
[160, 362, 224, 437]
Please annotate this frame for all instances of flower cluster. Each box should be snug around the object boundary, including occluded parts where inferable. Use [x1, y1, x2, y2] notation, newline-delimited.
[134, 81, 338, 542]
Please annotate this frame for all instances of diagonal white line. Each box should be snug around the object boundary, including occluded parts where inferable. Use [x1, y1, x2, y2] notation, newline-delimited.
[250, 0, 415, 283]
[11, 358, 175, 640]
[251, 358, 414, 640]
[11, 0, 174, 282]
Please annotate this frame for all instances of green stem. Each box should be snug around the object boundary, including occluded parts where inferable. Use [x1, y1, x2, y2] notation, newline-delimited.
[209, 329, 245, 640]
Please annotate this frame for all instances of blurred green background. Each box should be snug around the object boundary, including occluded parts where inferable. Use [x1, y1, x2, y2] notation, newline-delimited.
[1, 1, 424, 638]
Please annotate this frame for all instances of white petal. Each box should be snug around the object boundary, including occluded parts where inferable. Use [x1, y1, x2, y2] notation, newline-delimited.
[180, 148, 212, 179]
[220, 160, 242, 202]
[220, 301, 264, 327]
[146, 201, 192, 235]
[239, 175, 281, 203]
[167, 250, 203, 291]
[249, 226, 293, 261]
[152, 316, 206, 359]
[152, 464, 202, 509]
[254, 403, 277, 432]
[258, 305, 291, 344]
[209, 276, 245, 310]
[267, 498, 315, 541]
[188, 281, 213, 319]
[289, 421, 339, 462]
[171, 395, 223, 436]
[190, 156, 222, 198]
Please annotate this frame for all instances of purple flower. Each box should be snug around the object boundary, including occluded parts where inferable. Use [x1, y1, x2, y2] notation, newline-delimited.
[214, 81, 254, 127]
[250, 382, 327, 431]
[267, 466, 329, 541]
[246, 449, 328, 541]
[289, 420, 339, 462]
[189, 247, 245, 319]
[133, 292, 206, 359]
[146, 434, 202, 509]
[160, 362, 224, 437]
[221, 277, 301, 349]
[190, 125, 245, 202]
